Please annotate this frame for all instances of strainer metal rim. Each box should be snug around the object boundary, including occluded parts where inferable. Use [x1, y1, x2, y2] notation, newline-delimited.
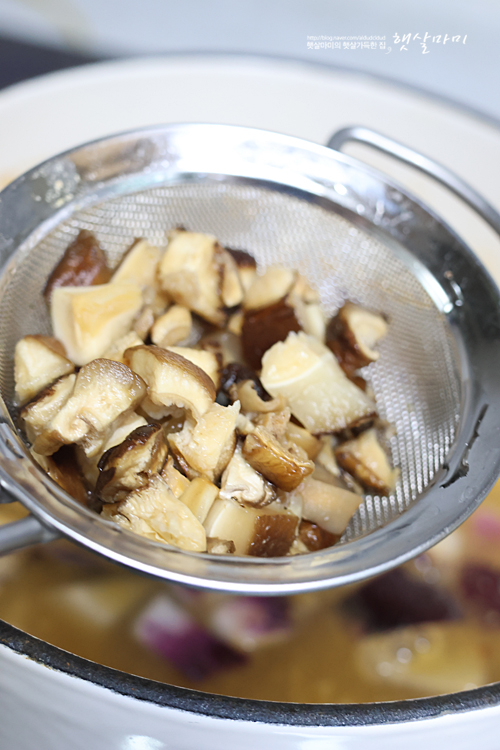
[0, 122, 499, 594]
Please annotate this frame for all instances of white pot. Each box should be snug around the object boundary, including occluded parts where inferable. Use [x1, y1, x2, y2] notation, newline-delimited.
[1, 619, 499, 750]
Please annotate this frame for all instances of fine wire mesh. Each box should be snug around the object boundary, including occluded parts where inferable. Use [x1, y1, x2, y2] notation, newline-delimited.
[0, 182, 461, 540]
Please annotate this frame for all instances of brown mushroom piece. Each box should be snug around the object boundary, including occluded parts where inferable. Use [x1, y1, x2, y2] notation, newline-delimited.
[203, 498, 298, 556]
[230, 379, 287, 415]
[335, 428, 398, 495]
[158, 230, 243, 326]
[168, 401, 240, 482]
[242, 425, 314, 492]
[160, 455, 191, 498]
[124, 345, 216, 421]
[51, 281, 143, 366]
[260, 332, 376, 434]
[298, 520, 340, 551]
[75, 411, 148, 487]
[14, 335, 75, 405]
[298, 475, 364, 535]
[31, 445, 90, 507]
[101, 475, 206, 552]
[326, 302, 388, 376]
[219, 443, 275, 507]
[43, 230, 112, 302]
[151, 306, 192, 348]
[241, 297, 301, 370]
[226, 247, 257, 292]
[96, 423, 168, 503]
[35, 359, 146, 457]
[241, 268, 327, 368]
[21, 373, 76, 454]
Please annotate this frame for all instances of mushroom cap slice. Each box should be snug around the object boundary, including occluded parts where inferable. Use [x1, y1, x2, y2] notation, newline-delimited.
[14, 335, 75, 405]
[51, 281, 143, 366]
[47, 359, 146, 457]
[102, 475, 206, 552]
[161, 455, 191, 498]
[204, 497, 298, 556]
[43, 229, 111, 302]
[169, 401, 240, 482]
[124, 344, 216, 421]
[298, 476, 363, 535]
[96, 423, 168, 503]
[335, 428, 398, 495]
[242, 425, 314, 492]
[260, 332, 376, 434]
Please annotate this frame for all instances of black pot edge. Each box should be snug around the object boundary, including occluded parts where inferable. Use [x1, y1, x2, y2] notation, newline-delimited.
[2, 618, 500, 727]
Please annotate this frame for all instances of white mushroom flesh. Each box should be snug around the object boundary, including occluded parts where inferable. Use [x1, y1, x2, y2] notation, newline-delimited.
[51, 281, 143, 366]
[102, 475, 206, 552]
[14, 335, 75, 405]
[124, 345, 216, 421]
[260, 332, 376, 434]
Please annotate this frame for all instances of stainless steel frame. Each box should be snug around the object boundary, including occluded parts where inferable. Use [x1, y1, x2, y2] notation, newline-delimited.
[0, 123, 499, 594]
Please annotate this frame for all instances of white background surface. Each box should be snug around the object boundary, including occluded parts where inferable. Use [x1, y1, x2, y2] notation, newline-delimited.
[0, 0, 497, 120]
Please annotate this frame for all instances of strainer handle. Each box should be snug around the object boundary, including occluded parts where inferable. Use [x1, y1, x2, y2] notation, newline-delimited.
[327, 126, 500, 237]
[0, 512, 58, 556]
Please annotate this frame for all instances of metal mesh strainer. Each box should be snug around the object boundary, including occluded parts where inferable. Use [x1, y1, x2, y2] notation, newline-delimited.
[0, 123, 499, 594]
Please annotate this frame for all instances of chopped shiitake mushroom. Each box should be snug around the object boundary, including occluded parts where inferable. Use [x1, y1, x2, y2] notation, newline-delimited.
[29, 359, 146, 457]
[14, 335, 74, 405]
[169, 401, 240, 482]
[51, 281, 143, 366]
[204, 498, 298, 556]
[101, 475, 206, 552]
[21, 373, 76, 454]
[230, 379, 286, 414]
[243, 266, 297, 311]
[242, 424, 314, 492]
[31, 445, 90, 507]
[111, 238, 162, 289]
[164, 346, 220, 390]
[219, 443, 275, 507]
[226, 248, 257, 292]
[335, 428, 398, 495]
[96, 423, 168, 503]
[103, 331, 144, 364]
[43, 230, 111, 302]
[159, 230, 243, 326]
[124, 344, 216, 421]
[298, 520, 340, 551]
[17, 225, 398, 559]
[298, 475, 364, 536]
[241, 268, 326, 368]
[160, 455, 191, 498]
[178, 476, 219, 523]
[151, 306, 192, 348]
[326, 302, 388, 377]
[260, 332, 376, 434]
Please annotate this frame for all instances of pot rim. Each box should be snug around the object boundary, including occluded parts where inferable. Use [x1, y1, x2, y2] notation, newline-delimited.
[1, 617, 499, 727]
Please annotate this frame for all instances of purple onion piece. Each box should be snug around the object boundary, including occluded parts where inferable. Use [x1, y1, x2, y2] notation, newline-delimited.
[134, 595, 247, 680]
[347, 568, 461, 631]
